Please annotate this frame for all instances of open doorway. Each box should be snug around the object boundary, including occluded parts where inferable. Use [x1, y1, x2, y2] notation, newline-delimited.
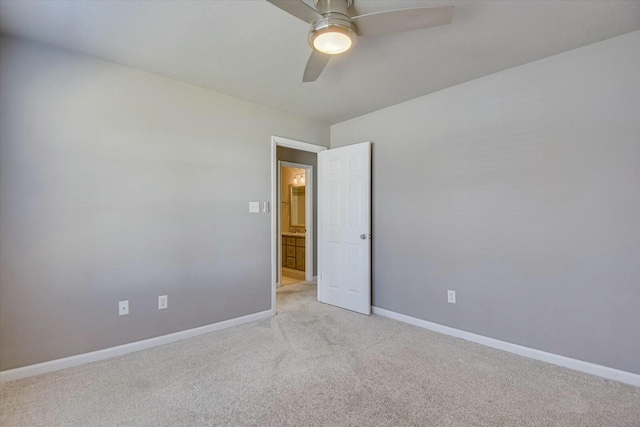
[278, 162, 312, 286]
[271, 136, 326, 314]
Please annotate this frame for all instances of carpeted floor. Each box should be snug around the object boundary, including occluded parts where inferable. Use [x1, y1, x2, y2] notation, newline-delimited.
[1, 281, 639, 426]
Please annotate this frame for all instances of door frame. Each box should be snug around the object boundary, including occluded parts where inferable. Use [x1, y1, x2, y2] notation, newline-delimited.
[278, 160, 313, 284]
[271, 136, 327, 314]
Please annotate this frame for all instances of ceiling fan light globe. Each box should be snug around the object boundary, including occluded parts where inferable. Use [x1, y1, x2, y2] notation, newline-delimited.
[313, 31, 352, 55]
[308, 16, 358, 56]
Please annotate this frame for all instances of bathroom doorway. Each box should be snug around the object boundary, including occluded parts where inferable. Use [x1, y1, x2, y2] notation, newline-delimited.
[278, 161, 313, 286]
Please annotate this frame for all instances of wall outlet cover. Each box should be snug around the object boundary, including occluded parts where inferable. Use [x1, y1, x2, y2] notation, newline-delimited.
[158, 295, 168, 310]
[447, 290, 456, 304]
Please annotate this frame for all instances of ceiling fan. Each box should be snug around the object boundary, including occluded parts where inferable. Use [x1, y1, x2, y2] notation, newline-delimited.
[267, 0, 454, 82]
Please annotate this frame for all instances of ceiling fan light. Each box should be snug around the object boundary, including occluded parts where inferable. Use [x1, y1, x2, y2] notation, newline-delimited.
[308, 16, 358, 56]
[313, 31, 352, 55]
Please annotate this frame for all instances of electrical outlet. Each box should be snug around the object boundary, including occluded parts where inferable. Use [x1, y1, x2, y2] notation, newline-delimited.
[447, 290, 456, 304]
[119, 300, 129, 315]
[249, 202, 260, 213]
[158, 295, 168, 310]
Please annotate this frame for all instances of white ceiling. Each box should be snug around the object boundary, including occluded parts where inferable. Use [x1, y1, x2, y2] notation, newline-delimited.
[1, 0, 639, 124]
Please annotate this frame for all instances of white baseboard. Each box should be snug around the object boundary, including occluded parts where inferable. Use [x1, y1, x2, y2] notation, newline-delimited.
[372, 306, 640, 388]
[0, 309, 273, 383]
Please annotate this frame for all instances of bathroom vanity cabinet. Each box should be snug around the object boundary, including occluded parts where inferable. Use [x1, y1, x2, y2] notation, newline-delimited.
[282, 234, 305, 271]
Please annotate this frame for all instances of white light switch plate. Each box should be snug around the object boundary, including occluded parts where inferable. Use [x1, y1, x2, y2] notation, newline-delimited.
[249, 202, 260, 213]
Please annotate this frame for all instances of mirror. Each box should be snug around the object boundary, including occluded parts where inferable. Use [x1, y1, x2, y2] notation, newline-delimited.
[290, 185, 306, 227]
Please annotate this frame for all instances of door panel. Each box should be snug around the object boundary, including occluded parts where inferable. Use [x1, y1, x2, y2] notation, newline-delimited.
[319, 142, 371, 315]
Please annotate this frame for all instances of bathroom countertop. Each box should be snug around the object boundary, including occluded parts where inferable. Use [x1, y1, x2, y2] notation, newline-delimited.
[282, 232, 306, 237]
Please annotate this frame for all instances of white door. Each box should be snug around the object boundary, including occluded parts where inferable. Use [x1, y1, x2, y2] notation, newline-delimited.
[318, 142, 371, 315]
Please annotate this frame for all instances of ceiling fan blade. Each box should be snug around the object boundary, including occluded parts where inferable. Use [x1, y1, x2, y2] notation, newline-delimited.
[303, 50, 331, 82]
[352, 6, 454, 37]
[266, 0, 323, 24]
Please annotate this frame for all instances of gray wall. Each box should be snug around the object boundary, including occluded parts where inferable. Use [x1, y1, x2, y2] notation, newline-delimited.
[331, 30, 640, 374]
[277, 147, 318, 276]
[0, 37, 329, 371]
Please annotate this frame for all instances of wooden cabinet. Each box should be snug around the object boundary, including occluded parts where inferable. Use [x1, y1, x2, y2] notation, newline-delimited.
[283, 234, 305, 271]
[296, 248, 305, 270]
[282, 245, 286, 267]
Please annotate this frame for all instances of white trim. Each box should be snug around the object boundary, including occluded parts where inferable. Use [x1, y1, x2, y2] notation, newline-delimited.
[317, 151, 323, 302]
[305, 167, 313, 282]
[271, 140, 278, 315]
[0, 309, 273, 383]
[277, 160, 283, 286]
[312, 275, 318, 281]
[271, 136, 326, 314]
[273, 136, 326, 153]
[372, 306, 640, 387]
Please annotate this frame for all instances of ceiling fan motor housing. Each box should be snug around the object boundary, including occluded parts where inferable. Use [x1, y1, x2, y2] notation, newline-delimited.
[314, 0, 353, 16]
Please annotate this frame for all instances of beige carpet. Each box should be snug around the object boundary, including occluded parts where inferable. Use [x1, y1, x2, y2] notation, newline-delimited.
[1, 282, 639, 426]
